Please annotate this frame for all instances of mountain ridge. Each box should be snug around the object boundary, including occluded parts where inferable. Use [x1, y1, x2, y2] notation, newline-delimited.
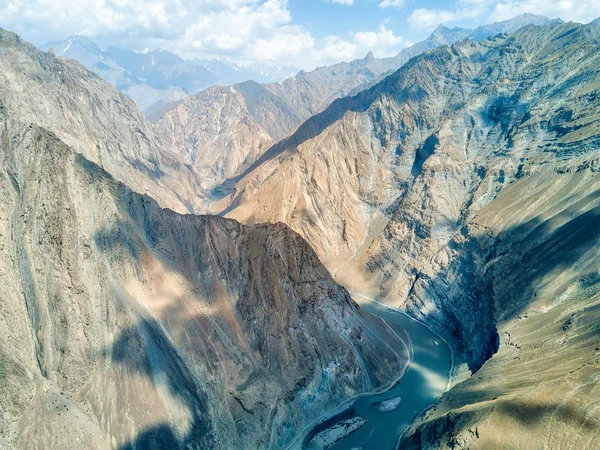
[224, 16, 600, 373]
[41, 35, 298, 116]
[154, 13, 556, 200]
[218, 17, 600, 447]
[0, 26, 210, 214]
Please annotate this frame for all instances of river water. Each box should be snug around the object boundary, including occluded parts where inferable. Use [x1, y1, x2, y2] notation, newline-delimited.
[303, 296, 452, 450]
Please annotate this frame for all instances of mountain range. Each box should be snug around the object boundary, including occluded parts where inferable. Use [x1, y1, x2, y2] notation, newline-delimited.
[221, 18, 600, 448]
[153, 13, 556, 196]
[1, 12, 600, 450]
[41, 36, 297, 116]
[0, 27, 405, 450]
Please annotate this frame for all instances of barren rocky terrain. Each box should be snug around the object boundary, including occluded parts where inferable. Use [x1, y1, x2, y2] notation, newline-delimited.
[0, 28, 206, 214]
[0, 30, 408, 449]
[400, 166, 600, 449]
[1, 11, 600, 450]
[222, 20, 600, 446]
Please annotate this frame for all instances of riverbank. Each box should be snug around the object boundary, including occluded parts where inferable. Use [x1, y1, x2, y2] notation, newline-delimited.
[352, 294, 455, 395]
[283, 300, 415, 450]
[291, 295, 454, 450]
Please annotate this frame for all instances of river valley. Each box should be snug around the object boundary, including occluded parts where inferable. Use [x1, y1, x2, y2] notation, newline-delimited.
[303, 296, 453, 450]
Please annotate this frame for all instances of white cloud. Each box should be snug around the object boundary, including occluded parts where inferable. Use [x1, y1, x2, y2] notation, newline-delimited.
[379, 0, 406, 8]
[2, 0, 600, 70]
[407, 0, 600, 32]
[0, 0, 410, 69]
[247, 25, 315, 62]
[353, 25, 404, 55]
[317, 36, 358, 62]
[408, 0, 488, 30]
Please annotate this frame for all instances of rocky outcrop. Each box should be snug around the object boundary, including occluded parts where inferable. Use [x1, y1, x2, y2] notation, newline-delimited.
[153, 53, 399, 196]
[0, 114, 407, 449]
[152, 83, 295, 195]
[0, 28, 206, 214]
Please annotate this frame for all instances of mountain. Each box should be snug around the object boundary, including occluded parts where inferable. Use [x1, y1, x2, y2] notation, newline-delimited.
[0, 28, 407, 449]
[222, 19, 600, 447]
[154, 14, 556, 198]
[103, 46, 218, 92]
[0, 29, 206, 214]
[41, 37, 297, 116]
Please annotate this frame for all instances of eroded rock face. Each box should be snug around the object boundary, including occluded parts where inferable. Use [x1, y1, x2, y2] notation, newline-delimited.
[399, 168, 600, 449]
[0, 116, 407, 449]
[221, 19, 600, 447]
[0, 28, 205, 214]
[151, 84, 292, 196]
[153, 56, 400, 197]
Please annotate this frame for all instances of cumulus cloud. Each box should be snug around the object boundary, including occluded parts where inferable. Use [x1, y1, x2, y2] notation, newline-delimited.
[379, 0, 406, 8]
[0, 0, 410, 69]
[408, 0, 599, 32]
[1, 0, 599, 69]
[408, 0, 489, 30]
[354, 25, 404, 54]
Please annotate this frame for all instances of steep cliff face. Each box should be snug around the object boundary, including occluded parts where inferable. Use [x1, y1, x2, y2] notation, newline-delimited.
[152, 83, 298, 195]
[225, 20, 600, 371]
[400, 166, 600, 449]
[0, 28, 205, 214]
[153, 14, 553, 198]
[0, 115, 407, 449]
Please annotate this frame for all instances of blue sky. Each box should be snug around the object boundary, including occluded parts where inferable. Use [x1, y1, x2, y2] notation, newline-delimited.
[2, 0, 599, 69]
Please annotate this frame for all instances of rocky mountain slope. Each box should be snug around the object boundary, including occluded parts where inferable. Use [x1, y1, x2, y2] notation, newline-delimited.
[400, 159, 600, 449]
[153, 14, 553, 197]
[221, 19, 600, 446]
[42, 36, 296, 116]
[0, 38, 408, 450]
[0, 28, 207, 214]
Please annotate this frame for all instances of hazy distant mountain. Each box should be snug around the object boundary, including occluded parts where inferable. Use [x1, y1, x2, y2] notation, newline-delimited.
[41, 36, 297, 115]
[195, 58, 297, 84]
[154, 13, 556, 198]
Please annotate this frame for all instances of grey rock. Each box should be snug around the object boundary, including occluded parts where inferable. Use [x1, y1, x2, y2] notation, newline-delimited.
[224, 19, 600, 447]
[0, 28, 207, 214]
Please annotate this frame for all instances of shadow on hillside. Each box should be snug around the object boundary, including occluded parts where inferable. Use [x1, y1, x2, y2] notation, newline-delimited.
[75, 149, 600, 448]
[404, 187, 600, 373]
[400, 390, 600, 450]
[127, 157, 166, 180]
[492, 189, 600, 320]
[109, 317, 216, 450]
[396, 186, 600, 447]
